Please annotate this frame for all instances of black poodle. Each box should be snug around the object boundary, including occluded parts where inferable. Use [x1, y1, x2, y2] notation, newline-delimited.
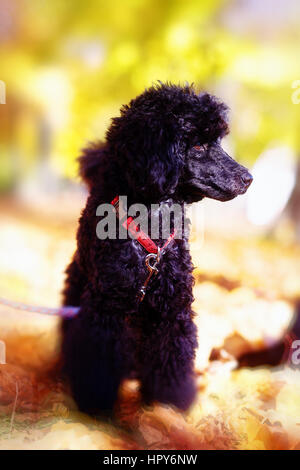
[61, 83, 252, 415]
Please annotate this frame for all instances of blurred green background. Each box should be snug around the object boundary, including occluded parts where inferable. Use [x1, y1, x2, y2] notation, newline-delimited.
[0, 0, 300, 187]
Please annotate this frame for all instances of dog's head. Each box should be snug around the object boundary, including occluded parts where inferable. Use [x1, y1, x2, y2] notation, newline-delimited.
[104, 83, 252, 202]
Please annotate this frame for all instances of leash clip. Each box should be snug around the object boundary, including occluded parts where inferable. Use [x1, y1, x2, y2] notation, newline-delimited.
[138, 248, 160, 302]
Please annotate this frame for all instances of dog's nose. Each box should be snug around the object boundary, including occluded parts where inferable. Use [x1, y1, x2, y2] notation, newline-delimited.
[241, 172, 253, 188]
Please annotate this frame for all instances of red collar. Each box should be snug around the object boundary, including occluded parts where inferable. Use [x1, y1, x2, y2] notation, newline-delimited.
[111, 196, 176, 254]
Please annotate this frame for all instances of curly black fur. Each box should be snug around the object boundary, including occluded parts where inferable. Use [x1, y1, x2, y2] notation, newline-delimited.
[61, 83, 252, 415]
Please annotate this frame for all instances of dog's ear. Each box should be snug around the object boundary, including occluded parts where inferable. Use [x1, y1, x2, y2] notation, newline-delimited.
[107, 110, 183, 201]
[78, 142, 107, 190]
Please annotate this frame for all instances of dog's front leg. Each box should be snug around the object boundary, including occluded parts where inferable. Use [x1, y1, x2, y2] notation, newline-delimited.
[138, 306, 198, 411]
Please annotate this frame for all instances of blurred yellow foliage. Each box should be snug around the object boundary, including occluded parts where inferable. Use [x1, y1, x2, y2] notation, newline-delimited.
[0, 0, 300, 185]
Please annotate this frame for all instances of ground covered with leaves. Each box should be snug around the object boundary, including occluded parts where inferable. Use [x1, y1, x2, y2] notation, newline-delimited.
[1, 199, 300, 450]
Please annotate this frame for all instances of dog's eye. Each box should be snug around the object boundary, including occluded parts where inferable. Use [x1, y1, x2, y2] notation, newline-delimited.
[193, 144, 208, 151]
